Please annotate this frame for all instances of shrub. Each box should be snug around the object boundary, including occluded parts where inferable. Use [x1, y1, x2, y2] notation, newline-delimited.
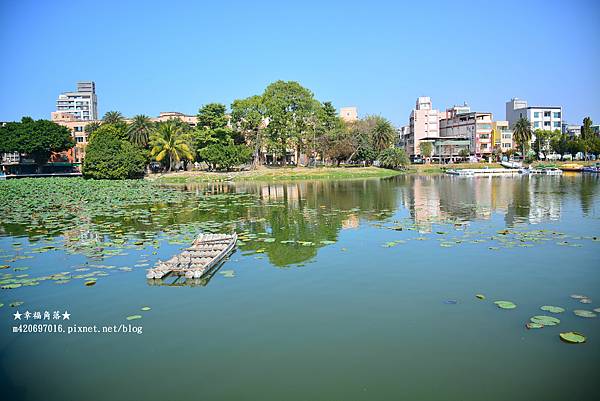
[378, 147, 409, 169]
[83, 129, 146, 179]
[198, 144, 253, 170]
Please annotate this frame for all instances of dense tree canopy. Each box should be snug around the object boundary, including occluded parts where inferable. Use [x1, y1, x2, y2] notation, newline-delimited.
[83, 125, 146, 179]
[0, 117, 74, 170]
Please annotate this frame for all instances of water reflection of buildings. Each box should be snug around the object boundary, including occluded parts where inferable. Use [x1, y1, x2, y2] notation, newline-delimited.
[400, 175, 568, 228]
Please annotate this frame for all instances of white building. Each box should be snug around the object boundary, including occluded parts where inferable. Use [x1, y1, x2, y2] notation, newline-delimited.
[506, 98, 562, 132]
[55, 81, 98, 121]
[561, 123, 581, 138]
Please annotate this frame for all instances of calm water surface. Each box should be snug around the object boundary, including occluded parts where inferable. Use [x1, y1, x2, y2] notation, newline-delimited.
[1, 174, 599, 401]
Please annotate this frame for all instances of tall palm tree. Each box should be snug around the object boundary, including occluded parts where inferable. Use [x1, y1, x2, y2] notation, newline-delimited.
[371, 117, 396, 152]
[102, 111, 125, 125]
[127, 115, 153, 147]
[512, 117, 532, 158]
[149, 119, 194, 171]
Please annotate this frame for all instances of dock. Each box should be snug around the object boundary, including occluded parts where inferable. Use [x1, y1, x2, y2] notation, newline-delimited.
[146, 233, 237, 280]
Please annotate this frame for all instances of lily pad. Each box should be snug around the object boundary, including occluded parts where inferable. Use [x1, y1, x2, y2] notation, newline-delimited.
[126, 315, 142, 321]
[475, 294, 486, 300]
[1, 283, 22, 289]
[141, 306, 151, 311]
[494, 300, 517, 310]
[559, 332, 586, 344]
[84, 280, 96, 286]
[593, 308, 600, 313]
[580, 298, 592, 304]
[220, 270, 235, 278]
[530, 315, 560, 326]
[570, 294, 587, 299]
[540, 305, 565, 313]
[526, 322, 544, 329]
[9, 301, 24, 307]
[573, 309, 597, 318]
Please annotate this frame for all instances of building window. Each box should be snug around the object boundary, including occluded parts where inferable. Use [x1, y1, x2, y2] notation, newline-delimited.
[544, 121, 551, 127]
[544, 111, 551, 117]
[534, 112, 540, 118]
[477, 123, 492, 130]
[76, 136, 84, 143]
[534, 122, 540, 128]
[553, 112, 561, 118]
[503, 143, 511, 148]
[554, 121, 560, 128]
[74, 126, 83, 132]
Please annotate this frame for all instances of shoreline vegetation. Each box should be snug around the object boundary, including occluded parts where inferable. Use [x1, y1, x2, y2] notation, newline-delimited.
[148, 166, 403, 183]
[148, 160, 599, 183]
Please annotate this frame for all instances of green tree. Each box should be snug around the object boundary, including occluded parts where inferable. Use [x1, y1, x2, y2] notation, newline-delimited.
[378, 147, 409, 169]
[198, 143, 252, 171]
[371, 117, 395, 152]
[262, 80, 318, 165]
[127, 114, 153, 148]
[149, 120, 194, 171]
[103, 111, 125, 125]
[0, 117, 74, 172]
[197, 103, 228, 130]
[230, 95, 266, 166]
[458, 148, 470, 160]
[82, 128, 146, 179]
[84, 121, 101, 136]
[581, 117, 593, 140]
[512, 117, 532, 158]
[419, 142, 433, 161]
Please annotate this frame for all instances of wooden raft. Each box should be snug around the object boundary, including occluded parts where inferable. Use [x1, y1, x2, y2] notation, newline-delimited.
[146, 233, 237, 280]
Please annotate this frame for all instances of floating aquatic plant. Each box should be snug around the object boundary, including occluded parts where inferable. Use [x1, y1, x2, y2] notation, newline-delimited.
[126, 315, 142, 321]
[530, 316, 560, 326]
[573, 309, 597, 318]
[559, 332, 586, 344]
[540, 306, 565, 313]
[494, 301, 517, 309]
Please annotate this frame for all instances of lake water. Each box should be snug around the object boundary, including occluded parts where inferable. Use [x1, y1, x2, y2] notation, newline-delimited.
[1, 174, 599, 401]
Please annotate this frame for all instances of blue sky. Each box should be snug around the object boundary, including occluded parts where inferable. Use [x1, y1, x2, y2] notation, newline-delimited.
[1, 0, 598, 126]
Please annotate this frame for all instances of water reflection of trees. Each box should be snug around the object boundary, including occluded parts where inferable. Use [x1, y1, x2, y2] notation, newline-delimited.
[184, 179, 401, 266]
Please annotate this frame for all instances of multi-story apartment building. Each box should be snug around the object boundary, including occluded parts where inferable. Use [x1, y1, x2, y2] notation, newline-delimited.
[561, 123, 581, 138]
[339, 107, 358, 123]
[55, 81, 98, 121]
[492, 121, 514, 152]
[505, 98, 562, 132]
[439, 105, 494, 156]
[406, 97, 442, 158]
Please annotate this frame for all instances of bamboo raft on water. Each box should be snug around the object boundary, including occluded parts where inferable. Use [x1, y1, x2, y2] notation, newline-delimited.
[146, 233, 237, 280]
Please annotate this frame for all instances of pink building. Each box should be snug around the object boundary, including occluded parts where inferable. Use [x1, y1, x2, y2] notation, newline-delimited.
[405, 97, 442, 159]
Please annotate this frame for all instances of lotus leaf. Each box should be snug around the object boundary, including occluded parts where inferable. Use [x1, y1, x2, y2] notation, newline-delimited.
[559, 332, 586, 344]
[494, 301, 517, 309]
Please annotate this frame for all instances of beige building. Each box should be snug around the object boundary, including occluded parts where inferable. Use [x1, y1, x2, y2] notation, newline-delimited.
[439, 106, 493, 156]
[339, 107, 358, 122]
[492, 121, 515, 152]
[405, 97, 442, 158]
[150, 111, 198, 126]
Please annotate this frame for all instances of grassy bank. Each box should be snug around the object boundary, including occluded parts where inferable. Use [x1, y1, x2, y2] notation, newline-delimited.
[149, 166, 404, 183]
[408, 162, 503, 174]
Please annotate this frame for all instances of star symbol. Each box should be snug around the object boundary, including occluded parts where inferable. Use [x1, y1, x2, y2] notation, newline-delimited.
[13, 310, 22, 320]
[62, 311, 71, 320]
